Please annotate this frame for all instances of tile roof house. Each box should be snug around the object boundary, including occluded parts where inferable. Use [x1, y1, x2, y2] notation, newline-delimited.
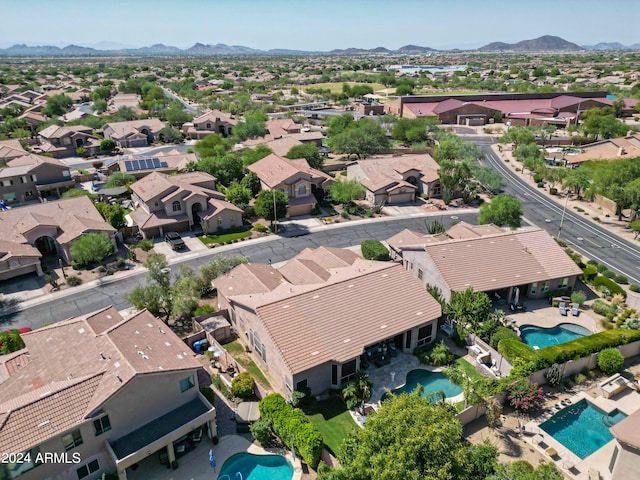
[347, 154, 441, 205]
[549, 133, 640, 167]
[129, 171, 242, 238]
[241, 118, 323, 150]
[0, 139, 28, 165]
[215, 247, 442, 397]
[609, 408, 640, 479]
[247, 153, 333, 216]
[105, 150, 197, 178]
[183, 110, 236, 139]
[0, 306, 216, 480]
[103, 119, 166, 148]
[394, 224, 584, 303]
[36, 125, 101, 158]
[0, 153, 75, 205]
[0, 196, 117, 280]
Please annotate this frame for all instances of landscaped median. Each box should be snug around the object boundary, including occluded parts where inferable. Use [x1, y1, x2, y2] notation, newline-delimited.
[198, 227, 253, 247]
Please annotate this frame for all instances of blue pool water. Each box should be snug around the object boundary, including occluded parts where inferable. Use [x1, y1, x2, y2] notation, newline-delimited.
[540, 399, 627, 459]
[218, 453, 293, 480]
[520, 323, 591, 349]
[384, 369, 462, 400]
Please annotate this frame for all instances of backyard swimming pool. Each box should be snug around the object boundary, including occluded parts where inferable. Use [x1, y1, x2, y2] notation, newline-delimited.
[519, 323, 590, 349]
[218, 453, 293, 480]
[383, 369, 462, 401]
[540, 399, 627, 459]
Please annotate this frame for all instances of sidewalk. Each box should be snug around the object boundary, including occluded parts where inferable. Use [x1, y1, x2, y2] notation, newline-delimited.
[491, 143, 639, 246]
[0, 207, 478, 316]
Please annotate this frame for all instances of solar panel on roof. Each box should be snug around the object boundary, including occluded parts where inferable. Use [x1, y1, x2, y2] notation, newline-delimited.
[160, 162, 168, 168]
[152, 158, 161, 168]
[124, 160, 133, 171]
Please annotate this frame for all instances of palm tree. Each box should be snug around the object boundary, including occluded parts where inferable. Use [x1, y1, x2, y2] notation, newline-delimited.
[443, 365, 482, 409]
[342, 381, 360, 410]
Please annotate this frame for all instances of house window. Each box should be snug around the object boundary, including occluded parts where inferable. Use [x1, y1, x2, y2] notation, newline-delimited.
[206, 123, 211, 129]
[559, 277, 569, 288]
[252, 331, 265, 362]
[217, 217, 223, 226]
[541, 281, 550, 293]
[530, 282, 537, 295]
[340, 359, 357, 384]
[172, 201, 181, 212]
[63, 137, 71, 145]
[417, 269, 424, 281]
[296, 379, 308, 391]
[285, 376, 293, 392]
[93, 415, 111, 436]
[20, 176, 27, 183]
[76, 459, 99, 479]
[62, 429, 83, 451]
[331, 364, 338, 386]
[297, 184, 307, 196]
[32, 174, 39, 181]
[180, 375, 195, 392]
[2, 180, 13, 186]
[416, 324, 434, 347]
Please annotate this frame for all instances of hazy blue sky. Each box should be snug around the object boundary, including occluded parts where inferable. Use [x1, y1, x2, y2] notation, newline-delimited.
[1, 0, 638, 50]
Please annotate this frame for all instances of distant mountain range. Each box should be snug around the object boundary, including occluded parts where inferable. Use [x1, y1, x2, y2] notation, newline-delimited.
[0, 36, 638, 57]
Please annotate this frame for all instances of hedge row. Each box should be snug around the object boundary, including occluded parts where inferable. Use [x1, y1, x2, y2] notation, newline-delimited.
[361, 239, 389, 261]
[499, 329, 640, 376]
[258, 394, 323, 469]
[594, 276, 626, 297]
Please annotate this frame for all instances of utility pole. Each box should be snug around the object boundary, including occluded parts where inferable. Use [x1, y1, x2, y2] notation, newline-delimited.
[557, 193, 570, 240]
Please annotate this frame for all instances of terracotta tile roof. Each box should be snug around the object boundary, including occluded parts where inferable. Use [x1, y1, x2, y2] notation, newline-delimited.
[560, 134, 640, 165]
[422, 229, 583, 293]
[215, 263, 286, 297]
[0, 240, 41, 260]
[0, 350, 31, 382]
[0, 139, 27, 161]
[0, 196, 115, 247]
[0, 307, 200, 453]
[446, 221, 504, 239]
[6, 153, 69, 170]
[295, 246, 358, 268]
[247, 154, 331, 189]
[256, 263, 441, 373]
[130, 171, 223, 204]
[193, 110, 237, 126]
[242, 136, 303, 156]
[611, 409, 640, 449]
[278, 258, 332, 285]
[104, 118, 166, 139]
[387, 229, 449, 252]
[129, 209, 190, 229]
[349, 154, 439, 193]
[38, 125, 93, 139]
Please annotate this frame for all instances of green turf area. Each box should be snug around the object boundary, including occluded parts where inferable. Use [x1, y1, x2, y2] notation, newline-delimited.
[221, 340, 270, 387]
[454, 357, 484, 381]
[198, 229, 252, 245]
[307, 396, 359, 455]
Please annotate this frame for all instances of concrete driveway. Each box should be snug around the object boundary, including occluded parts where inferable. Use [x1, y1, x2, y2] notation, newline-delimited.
[151, 233, 209, 260]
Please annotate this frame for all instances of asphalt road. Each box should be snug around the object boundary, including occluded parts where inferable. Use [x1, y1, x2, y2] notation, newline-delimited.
[479, 143, 640, 285]
[0, 214, 477, 329]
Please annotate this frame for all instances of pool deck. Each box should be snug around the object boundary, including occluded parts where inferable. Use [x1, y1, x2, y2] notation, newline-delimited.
[127, 435, 303, 480]
[522, 389, 640, 480]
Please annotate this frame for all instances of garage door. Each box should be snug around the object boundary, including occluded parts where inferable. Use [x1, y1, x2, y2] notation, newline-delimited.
[287, 204, 313, 217]
[387, 192, 414, 204]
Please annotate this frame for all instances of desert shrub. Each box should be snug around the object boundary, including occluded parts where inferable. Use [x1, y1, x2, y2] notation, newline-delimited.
[596, 264, 608, 273]
[360, 239, 390, 261]
[231, 372, 255, 398]
[549, 187, 557, 195]
[603, 269, 616, 279]
[545, 363, 563, 387]
[614, 274, 628, 284]
[630, 284, 640, 293]
[582, 265, 597, 282]
[194, 305, 216, 317]
[250, 419, 274, 446]
[570, 291, 587, 306]
[70, 232, 114, 267]
[258, 394, 323, 469]
[138, 239, 154, 252]
[115, 257, 127, 269]
[592, 299, 617, 316]
[573, 372, 588, 384]
[66, 275, 82, 286]
[594, 276, 626, 297]
[597, 348, 624, 375]
[490, 326, 520, 349]
[254, 223, 268, 233]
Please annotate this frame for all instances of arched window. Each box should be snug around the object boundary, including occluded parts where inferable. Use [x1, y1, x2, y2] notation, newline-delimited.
[172, 201, 181, 212]
[297, 184, 307, 196]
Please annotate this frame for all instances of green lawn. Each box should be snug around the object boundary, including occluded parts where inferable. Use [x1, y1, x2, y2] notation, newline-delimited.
[222, 340, 270, 387]
[198, 229, 252, 245]
[306, 396, 359, 455]
[454, 357, 484, 381]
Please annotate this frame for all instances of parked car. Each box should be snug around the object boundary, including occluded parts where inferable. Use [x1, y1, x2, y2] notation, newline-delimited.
[164, 232, 186, 250]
